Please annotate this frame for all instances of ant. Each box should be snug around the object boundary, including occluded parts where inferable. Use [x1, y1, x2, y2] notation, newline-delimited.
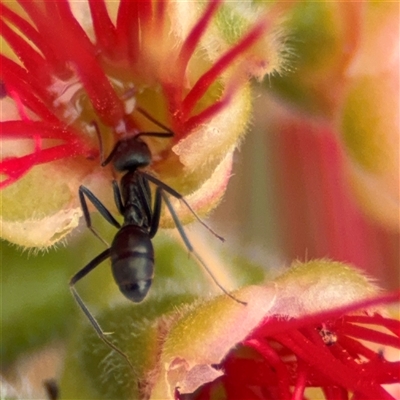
[69, 107, 245, 368]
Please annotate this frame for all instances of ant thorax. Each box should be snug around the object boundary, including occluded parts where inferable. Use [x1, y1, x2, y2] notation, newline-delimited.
[119, 172, 152, 229]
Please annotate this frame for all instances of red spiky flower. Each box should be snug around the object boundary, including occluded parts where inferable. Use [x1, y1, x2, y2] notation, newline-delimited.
[205, 294, 400, 400]
[154, 261, 400, 399]
[0, 0, 287, 247]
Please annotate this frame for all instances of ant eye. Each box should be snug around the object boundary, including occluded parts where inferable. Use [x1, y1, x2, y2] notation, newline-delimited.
[119, 280, 152, 303]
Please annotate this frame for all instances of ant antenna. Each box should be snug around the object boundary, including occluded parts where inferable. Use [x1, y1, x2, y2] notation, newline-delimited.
[90, 121, 107, 166]
[135, 106, 174, 137]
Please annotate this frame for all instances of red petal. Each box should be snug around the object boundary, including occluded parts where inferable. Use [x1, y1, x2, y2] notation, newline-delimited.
[176, 0, 221, 97]
[181, 20, 267, 119]
[88, 0, 118, 58]
[17, 0, 125, 126]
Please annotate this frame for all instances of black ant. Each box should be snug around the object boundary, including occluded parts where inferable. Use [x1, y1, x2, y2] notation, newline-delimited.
[69, 107, 245, 368]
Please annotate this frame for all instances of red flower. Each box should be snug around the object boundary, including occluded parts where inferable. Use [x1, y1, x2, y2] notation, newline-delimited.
[176, 294, 400, 400]
[153, 261, 400, 400]
[0, 0, 287, 247]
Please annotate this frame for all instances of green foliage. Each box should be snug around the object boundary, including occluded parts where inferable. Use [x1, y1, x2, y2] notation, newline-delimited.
[1, 241, 77, 364]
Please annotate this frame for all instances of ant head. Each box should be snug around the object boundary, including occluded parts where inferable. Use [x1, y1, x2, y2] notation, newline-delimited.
[97, 108, 174, 171]
[105, 136, 152, 172]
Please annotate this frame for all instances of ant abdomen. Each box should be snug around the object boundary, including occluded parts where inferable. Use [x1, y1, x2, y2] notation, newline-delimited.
[110, 225, 154, 303]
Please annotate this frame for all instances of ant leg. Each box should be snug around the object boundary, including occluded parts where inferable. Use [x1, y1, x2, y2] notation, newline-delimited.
[141, 172, 225, 242]
[79, 185, 121, 246]
[160, 191, 246, 306]
[148, 187, 162, 238]
[112, 180, 124, 215]
[137, 175, 153, 224]
[70, 249, 134, 370]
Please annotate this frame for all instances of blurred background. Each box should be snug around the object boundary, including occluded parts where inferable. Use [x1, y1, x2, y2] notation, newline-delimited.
[213, 90, 400, 291]
[2, 1, 399, 398]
